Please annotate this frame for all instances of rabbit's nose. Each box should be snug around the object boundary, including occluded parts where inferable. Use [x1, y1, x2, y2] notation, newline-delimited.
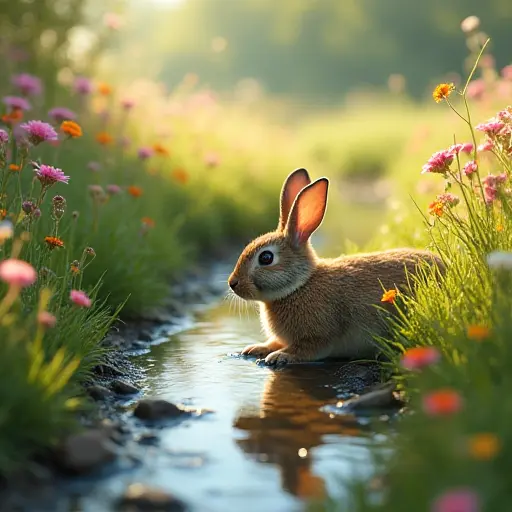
[228, 278, 239, 290]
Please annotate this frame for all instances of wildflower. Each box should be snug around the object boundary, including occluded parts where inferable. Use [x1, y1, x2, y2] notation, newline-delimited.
[106, 184, 122, 195]
[48, 107, 77, 123]
[477, 140, 494, 152]
[468, 433, 500, 460]
[20, 120, 58, 145]
[84, 247, 96, 256]
[421, 149, 454, 175]
[3, 96, 31, 111]
[431, 488, 480, 512]
[476, 120, 505, 136]
[21, 201, 35, 215]
[97, 82, 112, 96]
[70, 260, 80, 275]
[141, 217, 155, 228]
[12, 73, 42, 96]
[87, 161, 101, 172]
[449, 142, 474, 155]
[52, 195, 66, 220]
[487, 250, 512, 269]
[44, 236, 64, 249]
[60, 120, 82, 138]
[96, 132, 113, 145]
[433, 83, 455, 103]
[153, 143, 169, 156]
[428, 201, 444, 217]
[460, 15, 480, 33]
[70, 289, 92, 308]
[128, 185, 143, 197]
[466, 79, 485, 100]
[463, 161, 478, 176]
[401, 346, 440, 370]
[0, 259, 37, 288]
[33, 208, 41, 218]
[138, 147, 154, 160]
[502, 65, 512, 81]
[121, 98, 135, 110]
[73, 76, 93, 95]
[1, 109, 24, 125]
[438, 193, 460, 207]
[0, 129, 9, 144]
[205, 152, 220, 167]
[35, 165, 70, 187]
[9, 164, 20, 172]
[0, 221, 13, 244]
[422, 389, 462, 416]
[467, 325, 490, 341]
[381, 289, 397, 304]
[497, 224, 504, 232]
[172, 168, 189, 184]
[38, 311, 57, 328]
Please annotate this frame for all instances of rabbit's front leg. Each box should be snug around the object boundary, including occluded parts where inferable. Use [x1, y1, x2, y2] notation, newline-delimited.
[264, 339, 330, 366]
[241, 338, 286, 358]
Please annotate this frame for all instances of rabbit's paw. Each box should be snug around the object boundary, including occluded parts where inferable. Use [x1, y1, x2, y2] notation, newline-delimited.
[264, 350, 297, 367]
[241, 343, 275, 358]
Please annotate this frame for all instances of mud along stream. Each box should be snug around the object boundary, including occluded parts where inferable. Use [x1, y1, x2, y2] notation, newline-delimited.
[46, 259, 396, 512]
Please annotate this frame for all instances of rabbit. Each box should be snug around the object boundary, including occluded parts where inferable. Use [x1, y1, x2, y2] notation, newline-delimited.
[228, 168, 445, 366]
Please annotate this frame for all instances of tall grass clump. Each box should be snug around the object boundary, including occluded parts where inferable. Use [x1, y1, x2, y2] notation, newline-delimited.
[340, 44, 512, 512]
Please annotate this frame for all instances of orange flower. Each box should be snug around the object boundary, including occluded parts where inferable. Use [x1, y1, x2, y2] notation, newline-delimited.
[401, 346, 440, 370]
[1, 109, 23, 125]
[153, 143, 169, 156]
[141, 217, 155, 228]
[172, 168, 189, 184]
[96, 132, 113, 145]
[128, 185, 143, 198]
[422, 389, 462, 416]
[44, 236, 64, 249]
[497, 224, 504, 232]
[428, 200, 444, 217]
[0, 209, 7, 219]
[70, 263, 80, 275]
[467, 325, 490, 341]
[468, 433, 500, 460]
[97, 82, 112, 96]
[381, 289, 397, 304]
[61, 120, 83, 138]
[433, 83, 455, 103]
[8, 164, 21, 172]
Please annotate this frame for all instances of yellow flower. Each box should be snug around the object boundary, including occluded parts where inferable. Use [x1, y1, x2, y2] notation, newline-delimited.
[497, 224, 504, 232]
[468, 433, 500, 460]
[97, 82, 112, 96]
[428, 201, 444, 217]
[433, 83, 455, 103]
[381, 289, 397, 304]
[61, 120, 83, 138]
[467, 325, 490, 341]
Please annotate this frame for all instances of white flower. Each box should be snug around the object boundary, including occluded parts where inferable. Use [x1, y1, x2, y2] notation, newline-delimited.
[487, 250, 512, 269]
[0, 221, 13, 245]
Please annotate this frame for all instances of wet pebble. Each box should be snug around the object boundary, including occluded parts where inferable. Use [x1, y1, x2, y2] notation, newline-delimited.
[138, 330, 153, 342]
[118, 483, 187, 511]
[133, 399, 186, 421]
[54, 429, 117, 474]
[111, 379, 140, 395]
[137, 433, 160, 446]
[87, 385, 113, 401]
[339, 382, 402, 412]
[93, 363, 126, 378]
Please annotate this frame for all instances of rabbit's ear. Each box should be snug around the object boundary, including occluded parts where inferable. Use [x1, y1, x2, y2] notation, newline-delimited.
[278, 168, 311, 231]
[286, 178, 329, 247]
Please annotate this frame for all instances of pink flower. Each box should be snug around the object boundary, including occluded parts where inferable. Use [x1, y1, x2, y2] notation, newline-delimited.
[431, 488, 480, 512]
[0, 259, 37, 288]
[477, 140, 494, 152]
[12, 73, 42, 96]
[437, 193, 460, 207]
[121, 98, 135, 110]
[476, 120, 505, 136]
[73, 76, 93, 95]
[483, 173, 507, 188]
[466, 79, 485, 100]
[20, 120, 58, 145]
[35, 164, 70, 187]
[48, 107, 77, 123]
[104, 12, 123, 30]
[70, 289, 92, 308]
[138, 147, 154, 160]
[204, 152, 220, 167]
[501, 64, 512, 81]
[401, 346, 440, 370]
[106, 184, 122, 195]
[38, 311, 57, 328]
[0, 129, 8, 144]
[421, 149, 454, 175]
[484, 186, 498, 204]
[463, 161, 478, 176]
[87, 161, 101, 172]
[3, 96, 31, 111]
[449, 142, 474, 155]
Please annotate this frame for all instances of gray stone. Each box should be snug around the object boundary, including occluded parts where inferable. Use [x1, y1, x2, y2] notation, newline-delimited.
[118, 483, 187, 511]
[138, 330, 153, 342]
[340, 382, 402, 412]
[111, 379, 140, 395]
[87, 385, 113, 401]
[133, 399, 185, 421]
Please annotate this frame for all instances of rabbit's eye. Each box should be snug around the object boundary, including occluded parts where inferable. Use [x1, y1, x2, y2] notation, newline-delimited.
[258, 250, 274, 266]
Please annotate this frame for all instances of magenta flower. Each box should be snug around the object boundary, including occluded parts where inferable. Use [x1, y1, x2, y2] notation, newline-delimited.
[431, 488, 480, 512]
[12, 73, 42, 96]
[20, 120, 58, 145]
[48, 107, 77, 123]
[477, 140, 494, 152]
[422, 149, 454, 175]
[3, 96, 31, 111]
[70, 289, 92, 308]
[463, 161, 478, 176]
[87, 161, 101, 172]
[106, 184, 122, 195]
[449, 142, 474, 155]
[35, 164, 70, 187]
[73, 76, 93, 95]
[38, 311, 57, 328]
[121, 98, 135, 110]
[137, 147, 154, 160]
[502, 64, 512, 81]
[437, 193, 460, 207]
[466, 79, 485, 100]
[0, 129, 8, 144]
[0, 259, 37, 288]
[476, 120, 505, 136]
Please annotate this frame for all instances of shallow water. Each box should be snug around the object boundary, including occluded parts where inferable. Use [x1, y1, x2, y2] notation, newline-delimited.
[75, 295, 385, 512]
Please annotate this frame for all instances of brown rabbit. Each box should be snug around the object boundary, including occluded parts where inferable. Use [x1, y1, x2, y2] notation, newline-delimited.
[228, 168, 444, 366]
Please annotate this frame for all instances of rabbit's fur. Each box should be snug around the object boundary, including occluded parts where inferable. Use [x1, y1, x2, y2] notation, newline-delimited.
[228, 169, 444, 365]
